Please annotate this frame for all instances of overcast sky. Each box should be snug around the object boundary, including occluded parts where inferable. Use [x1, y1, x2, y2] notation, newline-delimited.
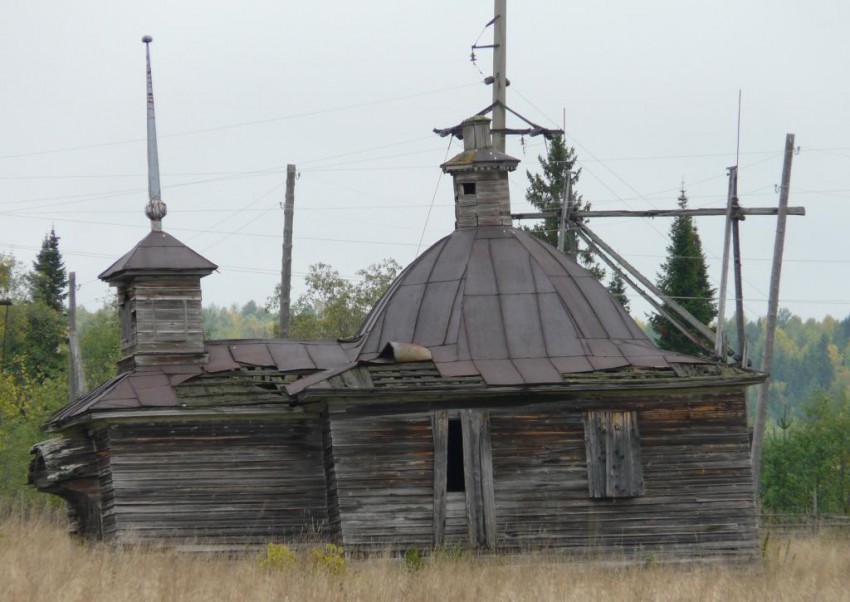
[2, 0, 848, 322]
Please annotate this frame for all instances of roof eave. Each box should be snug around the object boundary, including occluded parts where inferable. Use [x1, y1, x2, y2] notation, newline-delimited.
[291, 370, 768, 403]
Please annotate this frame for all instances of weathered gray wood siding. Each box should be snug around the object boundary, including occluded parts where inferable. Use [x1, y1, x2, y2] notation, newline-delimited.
[489, 390, 757, 560]
[321, 413, 342, 541]
[99, 418, 327, 544]
[329, 412, 434, 551]
[118, 277, 206, 368]
[454, 171, 512, 228]
[134, 281, 203, 352]
[93, 429, 118, 539]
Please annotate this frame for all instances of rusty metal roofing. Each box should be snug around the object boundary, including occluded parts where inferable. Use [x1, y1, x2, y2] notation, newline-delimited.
[352, 226, 706, 386]
[47, 339, 350, 427]
[47, 366, 192, 426]
[204, 340, 352, 373]
[99, 230, 218, 281]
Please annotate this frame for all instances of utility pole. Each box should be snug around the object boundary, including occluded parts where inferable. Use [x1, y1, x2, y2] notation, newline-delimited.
[717, 166, 747, 365]
[715, 169, 736, 357]
[730, 169, 747, 366]
[279, 164, 296, 338]
[68, 272, 87, 401]
[752, 133, 795, 497]
[491, 0, 507, 152]
[556, 170, 578, 260]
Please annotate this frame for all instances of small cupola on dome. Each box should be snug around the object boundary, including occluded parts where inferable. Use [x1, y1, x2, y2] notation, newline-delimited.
[100, 37, 217, 371]
[441, 116, 520, 229]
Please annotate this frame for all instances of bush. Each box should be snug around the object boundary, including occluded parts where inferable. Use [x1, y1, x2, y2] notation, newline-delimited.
[309, 543, 345, 575]
[258, 542, 297, 569]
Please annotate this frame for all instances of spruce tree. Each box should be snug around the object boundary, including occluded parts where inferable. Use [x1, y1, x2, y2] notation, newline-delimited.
[607, 273, 630, 312]
[525, 136, 604, 280]
[29, 228, 67, 312]
[649, 188, 716, 356]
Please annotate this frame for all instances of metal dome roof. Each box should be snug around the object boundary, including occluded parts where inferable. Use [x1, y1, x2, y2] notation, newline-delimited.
[352, 226, 706, 385]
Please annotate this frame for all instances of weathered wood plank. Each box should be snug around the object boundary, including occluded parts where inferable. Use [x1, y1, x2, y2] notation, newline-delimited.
[478, 411, 497, 549]
[432, 410, 448, 548]
[461, 410, 481, 546]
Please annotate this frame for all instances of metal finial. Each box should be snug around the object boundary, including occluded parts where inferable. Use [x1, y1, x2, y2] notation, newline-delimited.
[143, 35, 166, 231]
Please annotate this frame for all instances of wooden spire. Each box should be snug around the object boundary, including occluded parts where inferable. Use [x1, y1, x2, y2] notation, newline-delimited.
[142, 35, 167, 231]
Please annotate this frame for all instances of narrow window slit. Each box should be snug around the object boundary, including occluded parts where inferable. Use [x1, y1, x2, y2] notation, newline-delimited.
[446, 418, 465, 492]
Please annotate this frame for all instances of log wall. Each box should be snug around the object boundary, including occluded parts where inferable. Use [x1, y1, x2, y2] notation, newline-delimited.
[489, 389, 757, 560]
[38, 382, 756, 562]
[97, 418, 327, 544]
[328, 412, 435, 551]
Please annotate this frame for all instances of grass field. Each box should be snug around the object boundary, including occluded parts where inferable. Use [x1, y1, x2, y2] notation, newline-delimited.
[2, 508, 849, 601]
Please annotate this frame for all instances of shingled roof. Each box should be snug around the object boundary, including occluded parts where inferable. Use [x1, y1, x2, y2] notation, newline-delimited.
[99, 230, 217, 281]
[350, 225, 706, 386]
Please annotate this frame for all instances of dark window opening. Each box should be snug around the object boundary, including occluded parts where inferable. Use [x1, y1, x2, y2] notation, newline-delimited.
[119, 294, 131, 345]
[462, 182, 476, 196]
[446, 418, 465, 492]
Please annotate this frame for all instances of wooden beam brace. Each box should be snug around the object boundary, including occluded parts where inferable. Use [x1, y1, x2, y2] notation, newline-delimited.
[575, 223, 718, 346]
[577, 229, 718, 356]
[512, 207, 805, 220]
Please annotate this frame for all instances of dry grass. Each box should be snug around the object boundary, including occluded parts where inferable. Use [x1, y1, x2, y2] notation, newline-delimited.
[2, 509, 850, 602]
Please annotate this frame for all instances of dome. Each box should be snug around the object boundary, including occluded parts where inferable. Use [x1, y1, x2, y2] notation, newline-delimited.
[352, 226, 705, 385]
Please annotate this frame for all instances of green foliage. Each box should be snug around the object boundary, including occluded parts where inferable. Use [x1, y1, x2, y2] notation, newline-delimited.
[267, 259, 402, 340]
[258, 542, 298, 569]
[433, 541, 466, 563]
[761, 391, 850, 514]
[0, 254, 26, 301]
[649, 189, 716, 356]
[203, 302, 276, 340]
[0, 365, 68, 502]
[727, 311, 850, 422]
[28, 229, 67, 313]
[2, 302, 66, 381]
[77, 304, 121, 386]
[1, 241, 67, 380]
[309, 543, 346, 574]
[524, 135, 604, 280]
[403, 547, 425, 570]
[606, 272, 630, 312]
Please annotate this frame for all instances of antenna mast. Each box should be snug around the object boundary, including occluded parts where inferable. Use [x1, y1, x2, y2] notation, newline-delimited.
[715, 91, 743, 358]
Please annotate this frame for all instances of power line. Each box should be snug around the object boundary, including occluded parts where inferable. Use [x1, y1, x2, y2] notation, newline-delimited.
[0, 218, 423, 247]
[196, 181, 286, 250]
[0, 83, 478, 162]
[417, 136, 455, 255]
